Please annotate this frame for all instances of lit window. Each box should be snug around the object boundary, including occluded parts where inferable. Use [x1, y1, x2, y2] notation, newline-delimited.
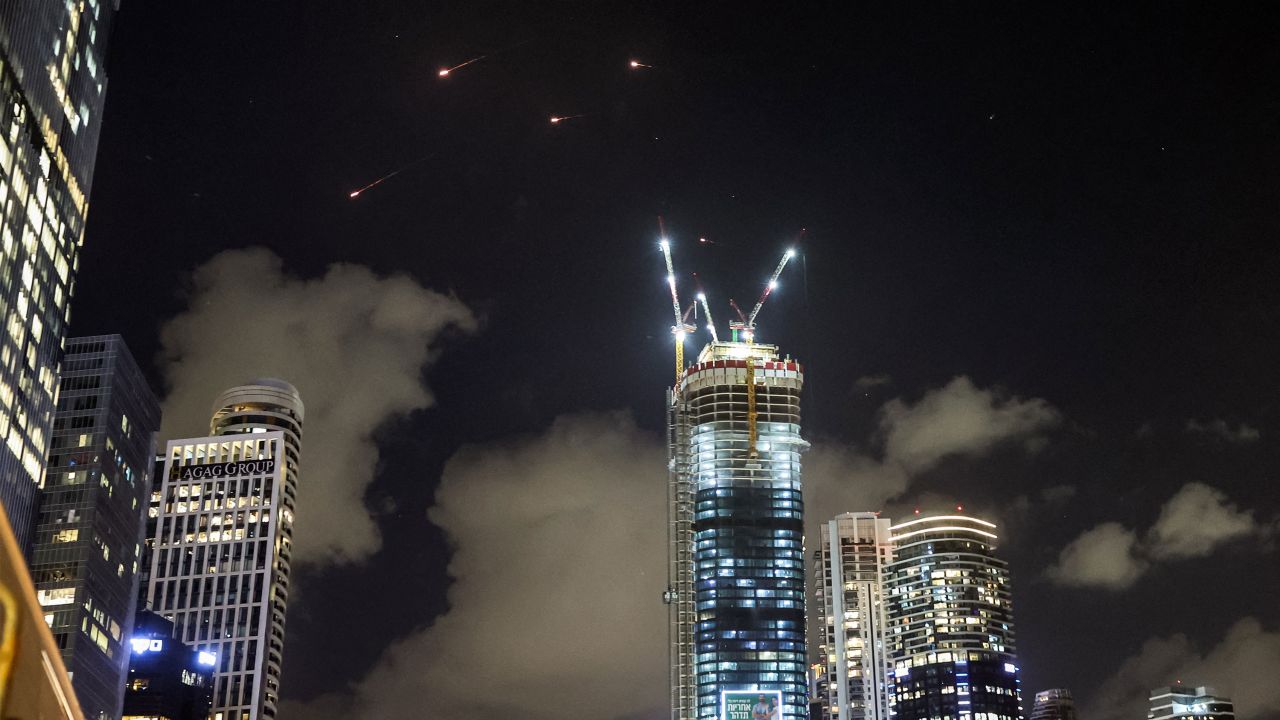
[37, 587, 76, 606]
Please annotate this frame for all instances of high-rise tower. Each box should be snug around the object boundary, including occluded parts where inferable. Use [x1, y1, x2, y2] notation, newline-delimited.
[883, 514, 1021, 720]
[814, 512, 894, 720]
[0, 0, 117, 551]
[29, 335, 160, 720]
[144, 379, 303, 720]
[668, 340, 807, 720]
[1032, 689, 1079, 720]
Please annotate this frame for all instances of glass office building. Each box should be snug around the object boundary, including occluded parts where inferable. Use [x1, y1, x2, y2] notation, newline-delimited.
[884, 515, 1021, 720]
[29, 335, 160, 720]
[144, 379, 303, 720]
[667, 341, 807, 720]
[0, 0, 116, 552]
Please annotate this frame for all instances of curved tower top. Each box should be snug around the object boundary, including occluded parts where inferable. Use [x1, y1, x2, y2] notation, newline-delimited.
[210, 379, 304, 484]
[211, 378, 305, 425]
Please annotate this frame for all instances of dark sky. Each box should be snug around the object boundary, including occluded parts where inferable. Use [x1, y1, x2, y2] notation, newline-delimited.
[71, 3, 1280, 718]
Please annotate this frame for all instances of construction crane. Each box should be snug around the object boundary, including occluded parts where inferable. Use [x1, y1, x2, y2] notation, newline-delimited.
[727, 299, 750, 342]
[659, 235, 695, 385]
[691, 272, 720, 344]
[747, 247, 798, 328]
[696, 292, 718, 343]
[736, 244, 800, 459]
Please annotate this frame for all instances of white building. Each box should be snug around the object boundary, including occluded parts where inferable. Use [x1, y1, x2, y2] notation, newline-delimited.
[1148, 686, 1235, 720]
[144, 380, 302, 720]
[814, 512, 894, 720]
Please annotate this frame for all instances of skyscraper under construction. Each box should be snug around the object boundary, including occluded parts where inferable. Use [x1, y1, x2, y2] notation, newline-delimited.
[663, 239, 807, 720]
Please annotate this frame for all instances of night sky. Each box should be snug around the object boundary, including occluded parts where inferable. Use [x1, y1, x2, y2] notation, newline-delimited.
[71, 4, 1279, 719]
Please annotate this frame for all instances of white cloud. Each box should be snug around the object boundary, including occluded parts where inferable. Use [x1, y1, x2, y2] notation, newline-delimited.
[804, 442, 909, 546]
[1089, 618, 1280, 720]
[284, 412, 669, 720]
[159, 248, 476, 565]
[854, 373, 893, 390]
[806, 376, 1060, 541]
[878, 376, 1061, 474]
[1046, 522, 1148, 590]
[1147, 483, 1261, 560]
[1040, 484, 1078, 504]
[1048, 483, 1269, 589]
[1185, 419, 1261, 444]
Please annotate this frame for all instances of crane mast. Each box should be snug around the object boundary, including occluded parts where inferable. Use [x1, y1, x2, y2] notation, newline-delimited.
[743, 245, 798, 459]
[747, 247, 797, 328]
[660, 236, 694, 385]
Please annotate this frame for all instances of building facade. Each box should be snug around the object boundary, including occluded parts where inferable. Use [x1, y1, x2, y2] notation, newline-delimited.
[667, 341, 807, 720]
[883, 514, 1021, 720]
[814, 512, 893, 720]
[0, 0, 117, 552]
[123, 610, 214, 720]
[1031, 688, 1078, 720]
[1148, 687, 1234, 720]
[29, 335, 160, 720]
[143, 379, 303, 720]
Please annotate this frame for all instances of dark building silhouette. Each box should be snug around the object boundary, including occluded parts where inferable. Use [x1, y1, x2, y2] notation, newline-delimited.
[29, 336, 161, 720]
[123, 610, 214, 720]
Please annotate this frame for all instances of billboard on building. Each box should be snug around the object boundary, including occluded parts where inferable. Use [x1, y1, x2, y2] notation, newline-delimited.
[722, 690, 782, 720]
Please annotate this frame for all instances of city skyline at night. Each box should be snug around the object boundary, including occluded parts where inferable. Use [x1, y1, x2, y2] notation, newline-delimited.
[1, 4, 1278, 720]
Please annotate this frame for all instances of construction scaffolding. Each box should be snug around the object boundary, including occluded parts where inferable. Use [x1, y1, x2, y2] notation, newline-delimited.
[666, 385, 697, 720]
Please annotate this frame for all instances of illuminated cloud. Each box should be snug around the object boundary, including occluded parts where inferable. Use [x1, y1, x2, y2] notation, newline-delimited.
[159, 247, 475, 565]
[1185, 418, 1261, 444]
[853, 373, 893, 390]
[806, 375, 1060, 543]
[878, 376, 1061, 474]
[1046, 522, 1148, 590]
[1088, 618, 1280, 720]
[1047, 483, 1270, 589]
[1147, 483, 1261, 559]
[285, 412, 669, 720]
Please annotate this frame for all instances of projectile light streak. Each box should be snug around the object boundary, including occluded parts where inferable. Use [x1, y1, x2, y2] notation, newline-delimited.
[438, 55, 487, 77]
[348, 155, 433, 198]
[549, 114, 588, 124]
[629, 59, 653, 69]
[438, 39, 533, 78]
[349, 170, 401, 198]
